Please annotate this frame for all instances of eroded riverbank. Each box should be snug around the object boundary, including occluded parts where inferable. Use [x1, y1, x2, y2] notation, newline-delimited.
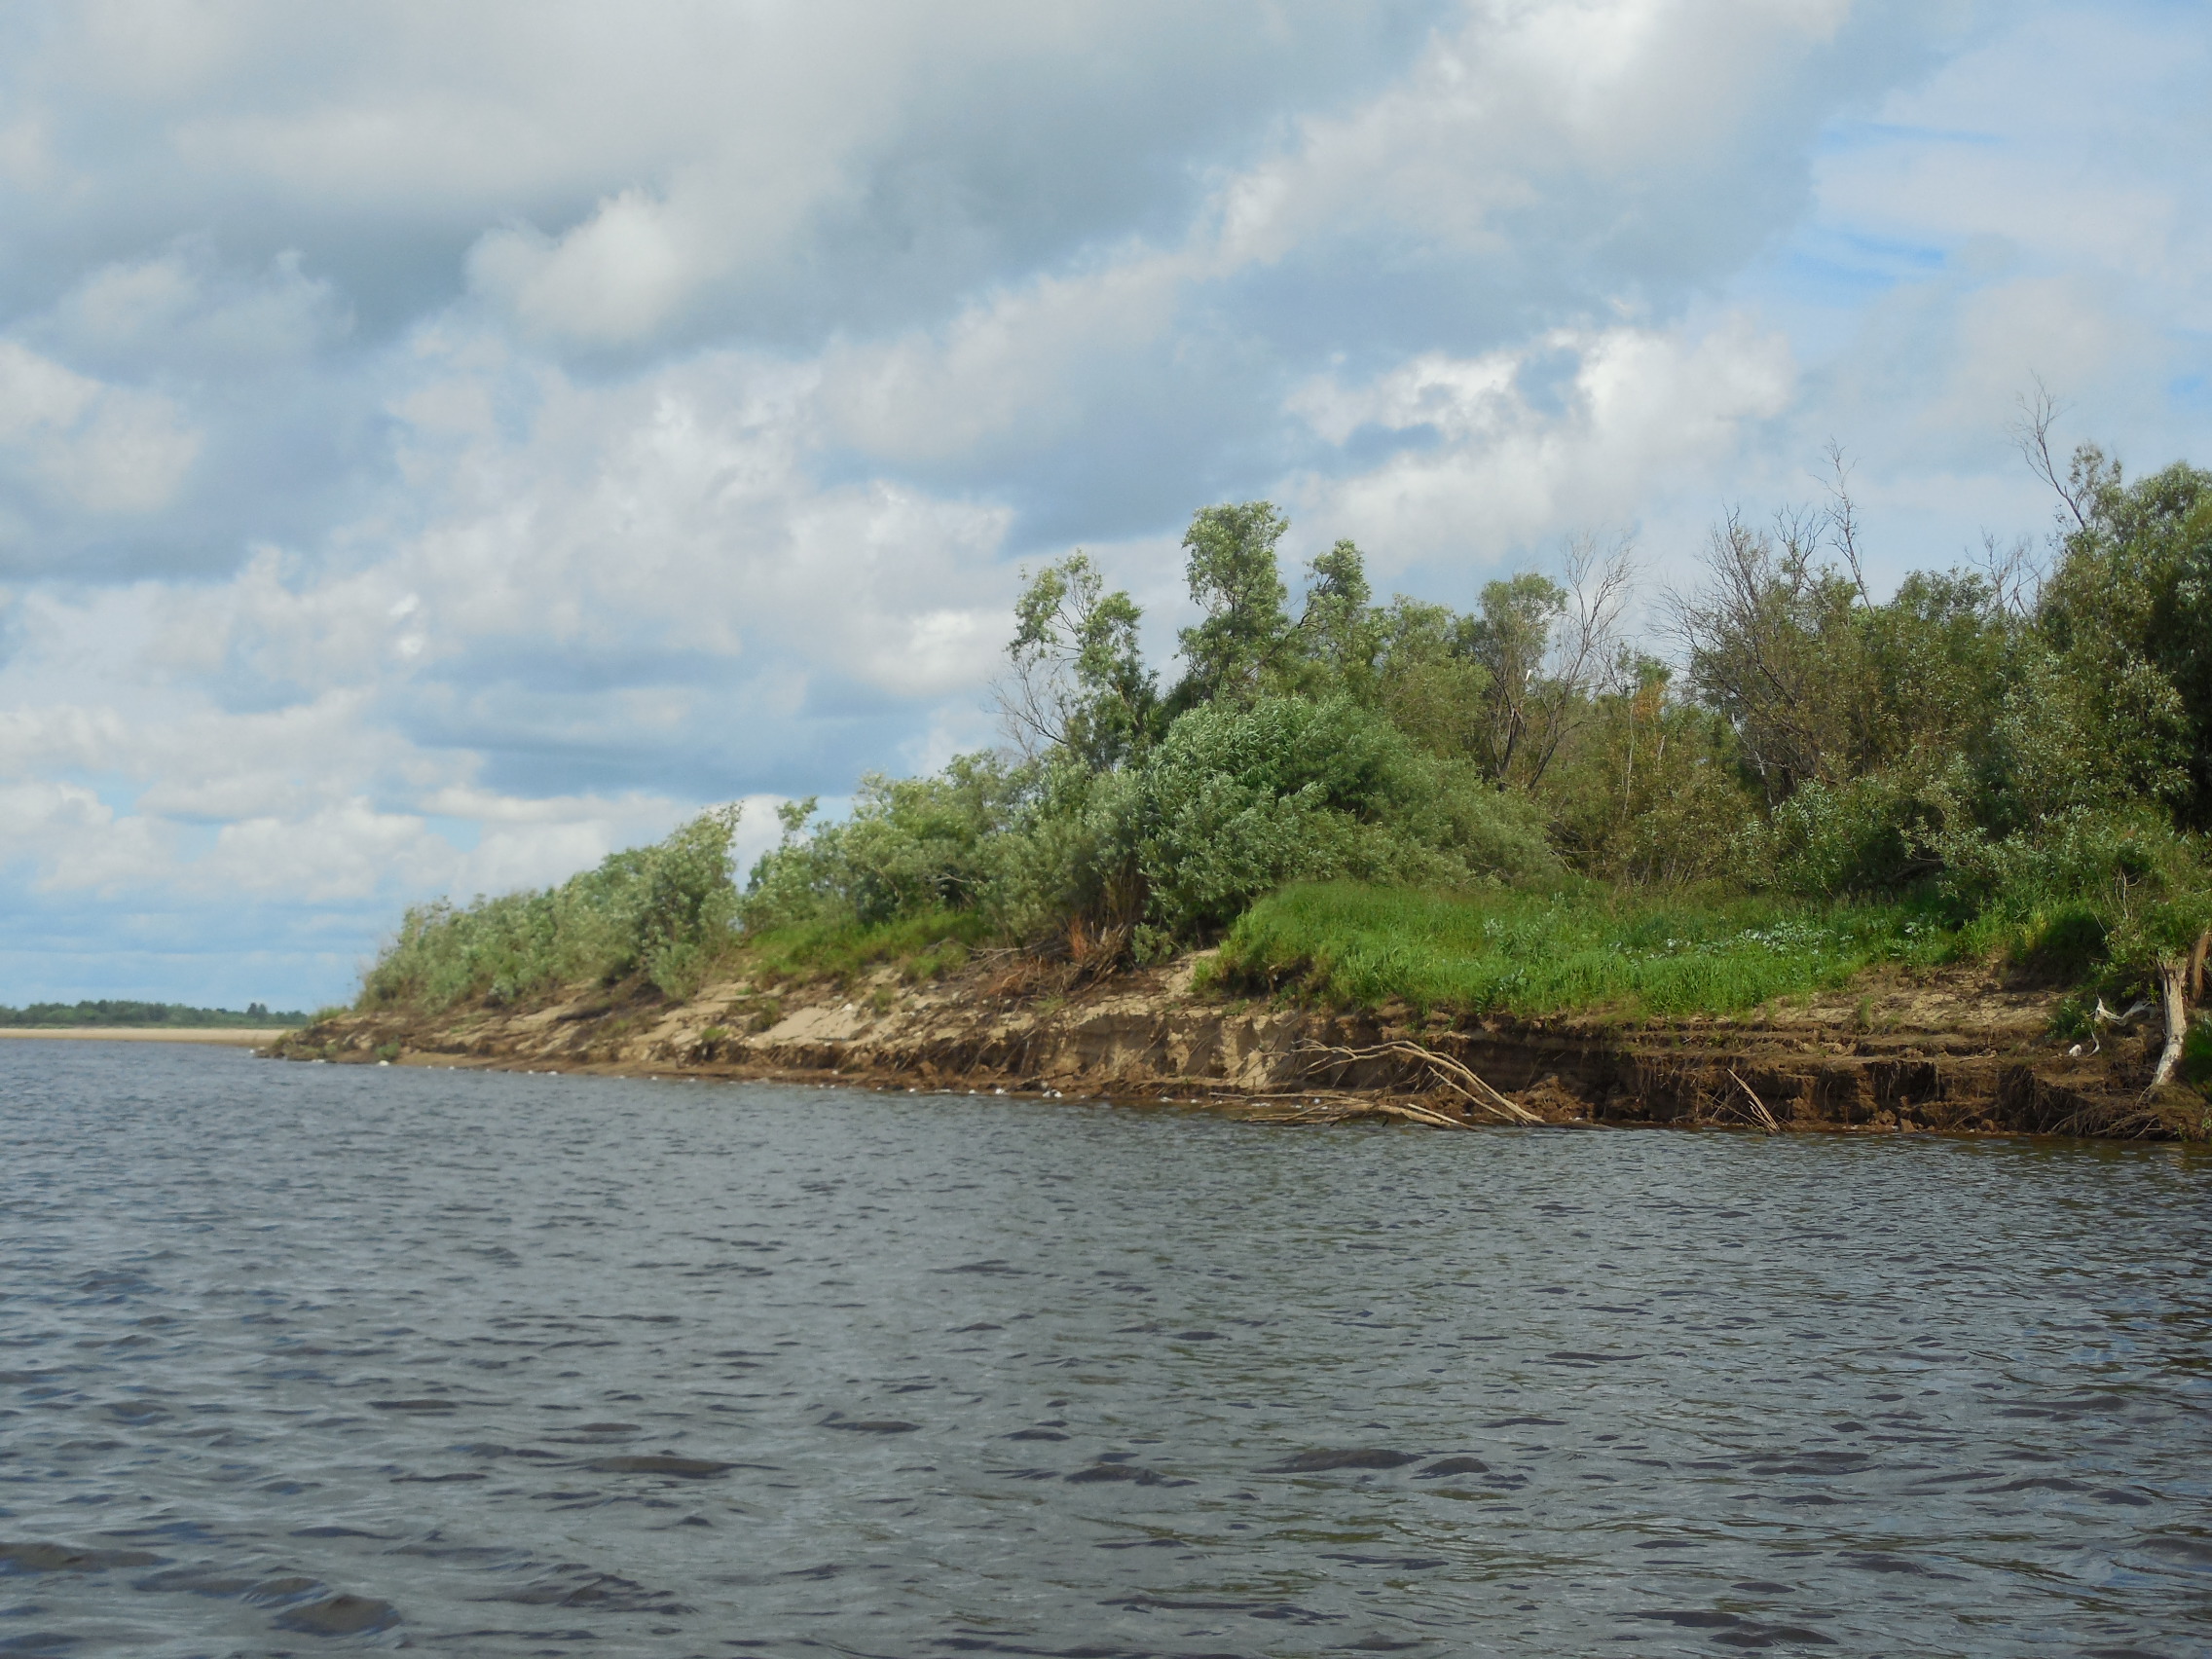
[276, 952, 2199, 1139]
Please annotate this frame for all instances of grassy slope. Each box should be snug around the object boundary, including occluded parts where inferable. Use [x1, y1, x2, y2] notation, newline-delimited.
[357, 877, 1973, 1028]
[739, 908, 994, 987]
[1211, 880, 1958, 1018]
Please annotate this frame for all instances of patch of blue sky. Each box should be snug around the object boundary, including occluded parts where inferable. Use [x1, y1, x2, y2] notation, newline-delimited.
[2167, 370, 2211, 412]
[1762, 226, 1954, 308]
[420, 815, 481, 854]
[71, 772, 143, 818]
[1332, 421, 1442, 472]
[1816, 119, 2009, 155]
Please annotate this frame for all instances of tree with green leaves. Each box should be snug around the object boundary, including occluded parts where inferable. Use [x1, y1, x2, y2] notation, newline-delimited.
[1169, 501, 1292, 709]
[1001, 553, 1158, 772]
[1369, 597, 1490, 760]
[2025, 456, 2212, 827]
[1289, 538, 1381, 697]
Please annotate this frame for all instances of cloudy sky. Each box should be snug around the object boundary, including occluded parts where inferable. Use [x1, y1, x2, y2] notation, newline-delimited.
[0, 0, 2206, 1008]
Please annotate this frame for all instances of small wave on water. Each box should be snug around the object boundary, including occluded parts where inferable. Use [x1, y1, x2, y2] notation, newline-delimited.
[2, 1040, 2209, 1655]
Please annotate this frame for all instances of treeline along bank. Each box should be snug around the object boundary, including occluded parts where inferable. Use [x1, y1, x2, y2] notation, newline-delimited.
[350, 431, 2212, 1114]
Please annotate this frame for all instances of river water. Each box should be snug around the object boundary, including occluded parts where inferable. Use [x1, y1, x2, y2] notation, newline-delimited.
[2, 1042, 2209, 1657]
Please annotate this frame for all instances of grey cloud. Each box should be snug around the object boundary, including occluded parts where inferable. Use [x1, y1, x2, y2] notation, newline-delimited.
[799, 0, 1969, 553]
[0, 1, 1451, 580]
[1, 1, 1448, 346]
[392, 673, 953, 802]
[0, 1, 1959, 586]
[0, 241, 382, 579]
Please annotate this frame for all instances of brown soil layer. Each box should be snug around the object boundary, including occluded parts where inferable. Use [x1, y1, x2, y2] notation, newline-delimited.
[271, 953, 2209, 1140]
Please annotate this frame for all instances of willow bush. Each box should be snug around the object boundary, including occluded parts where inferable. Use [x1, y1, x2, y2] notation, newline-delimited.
[362, 807, 742, 1010]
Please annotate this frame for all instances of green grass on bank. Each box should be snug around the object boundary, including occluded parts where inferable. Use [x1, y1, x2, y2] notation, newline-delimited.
[1210, 880, 1960, 1018]
[741, 906, 996, 987]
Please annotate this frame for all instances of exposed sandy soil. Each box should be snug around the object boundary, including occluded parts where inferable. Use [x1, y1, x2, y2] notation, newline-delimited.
[273, 953, 2208, 1140]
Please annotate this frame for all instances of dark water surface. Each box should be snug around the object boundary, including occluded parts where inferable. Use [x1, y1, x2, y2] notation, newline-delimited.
[3, 1044, 2210, 1657]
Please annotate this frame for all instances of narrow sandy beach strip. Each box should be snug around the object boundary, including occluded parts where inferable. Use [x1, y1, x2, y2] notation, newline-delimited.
[0, 1027, 292, 1046]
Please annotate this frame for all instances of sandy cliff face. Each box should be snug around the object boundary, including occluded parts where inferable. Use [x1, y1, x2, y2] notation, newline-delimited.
[275, 954, 2202, 1139]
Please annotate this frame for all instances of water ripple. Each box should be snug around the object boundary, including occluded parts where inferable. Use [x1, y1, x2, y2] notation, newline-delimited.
[1, 1041, 2209, 1655]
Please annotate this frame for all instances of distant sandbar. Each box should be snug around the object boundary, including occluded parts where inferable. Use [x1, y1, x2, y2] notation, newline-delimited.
[0, 1027, 289, 1046]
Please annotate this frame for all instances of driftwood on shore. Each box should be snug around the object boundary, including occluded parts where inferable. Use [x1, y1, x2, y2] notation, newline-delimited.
[1298, 1038, 1544, 1124]
[1724, 1068, 1781, 1133]
[1240, 1089, 1474, 1130]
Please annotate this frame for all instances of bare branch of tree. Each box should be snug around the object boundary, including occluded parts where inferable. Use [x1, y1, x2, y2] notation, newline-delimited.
[1520, 533, 1636, 788]
[2009, 374, 2090, 531]
[1975, 530, 2044, 619]
[1665, 504, 1848, 802]
[989, 660, 1066, 761]
[1818, 439, 1872, 608]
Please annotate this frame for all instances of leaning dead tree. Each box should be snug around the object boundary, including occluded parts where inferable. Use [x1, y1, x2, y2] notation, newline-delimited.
[2148, 928, 2211, 1093]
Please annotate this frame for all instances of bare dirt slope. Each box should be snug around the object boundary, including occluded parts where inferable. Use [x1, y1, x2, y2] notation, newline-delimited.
[275, 953, 2204, 1139]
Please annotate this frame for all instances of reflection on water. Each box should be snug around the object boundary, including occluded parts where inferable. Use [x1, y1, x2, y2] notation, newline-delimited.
[1, 1041, 2208, 1656]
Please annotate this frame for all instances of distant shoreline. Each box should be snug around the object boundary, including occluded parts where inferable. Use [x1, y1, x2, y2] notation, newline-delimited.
[0, 1027, 290, 1046]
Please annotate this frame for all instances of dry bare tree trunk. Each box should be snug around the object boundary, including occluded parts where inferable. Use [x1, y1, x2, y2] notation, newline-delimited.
[1821, 440, 1873, 608]
[2149, 958, 2188, 1092]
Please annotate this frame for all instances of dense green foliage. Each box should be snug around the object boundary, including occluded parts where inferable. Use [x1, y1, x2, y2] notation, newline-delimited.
[0, 1000, 307, 1027]
[359, 435, 2212, 1036]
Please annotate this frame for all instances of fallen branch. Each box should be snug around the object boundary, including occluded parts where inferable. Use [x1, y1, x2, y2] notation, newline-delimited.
[1298, 1039, 1543, 1124]
[1724, 1068, 1781, 1133]
[1244, 1089, 1457, 1127]
[1247, 1084, 1468, 1141]
[1276, 1098, 1474, 1130]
